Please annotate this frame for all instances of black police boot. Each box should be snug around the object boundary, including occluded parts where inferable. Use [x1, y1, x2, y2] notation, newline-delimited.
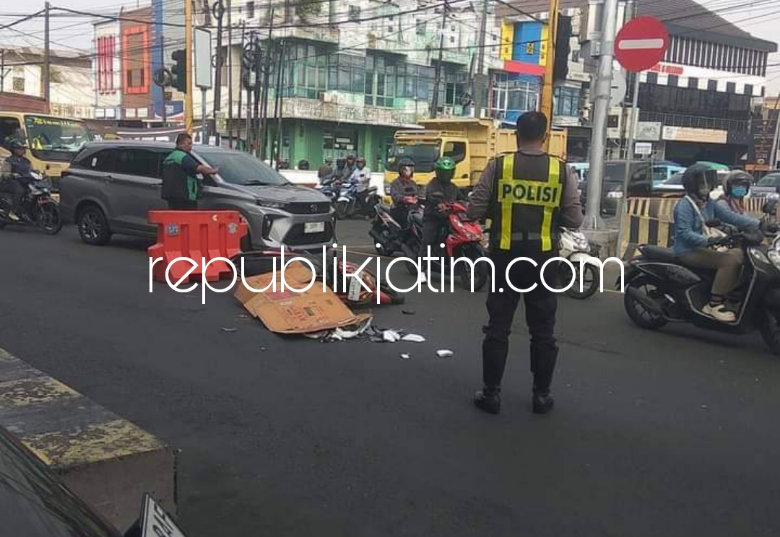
[474, 386, 501, 415]
[532, 389, 554, 415]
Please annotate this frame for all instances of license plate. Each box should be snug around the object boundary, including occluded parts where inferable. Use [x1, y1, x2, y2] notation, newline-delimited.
[141, 495, 189, 537]
[304, 222, 325, 234]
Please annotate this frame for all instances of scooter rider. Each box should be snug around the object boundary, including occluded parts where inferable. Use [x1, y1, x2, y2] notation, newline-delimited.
[388, 157, 418, 224]
[0, 138, 34, 221]
[421, 156, 465, 255]
[340, 154, 357, 182]
[351, 157, 372, 210]
[673, 164, 760, 322]
[717, 170, 752, 215]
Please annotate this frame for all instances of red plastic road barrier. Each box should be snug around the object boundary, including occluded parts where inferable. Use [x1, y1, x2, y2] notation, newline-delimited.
[148, 210, 247, 283]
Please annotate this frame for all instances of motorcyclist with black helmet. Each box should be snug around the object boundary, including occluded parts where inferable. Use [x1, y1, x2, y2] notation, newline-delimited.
[0, 138, 34, 221]
[717, 170, 753, 215]
[673, 164, 760, 322]
[388, 157, 419, 225]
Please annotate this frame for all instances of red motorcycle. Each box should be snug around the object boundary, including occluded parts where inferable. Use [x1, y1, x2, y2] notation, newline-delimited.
[402, 199, 489, 291]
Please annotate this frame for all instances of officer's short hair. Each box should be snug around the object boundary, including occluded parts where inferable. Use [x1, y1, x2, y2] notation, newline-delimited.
[175, 133, 192, 146]
[516, 112, 548, 142]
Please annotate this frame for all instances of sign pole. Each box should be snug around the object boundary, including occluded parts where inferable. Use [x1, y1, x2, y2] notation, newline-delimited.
[541, 0, 559, 149]
[185, 0, 193, 134]
[616, 68, 642, 259]
[770, 93, 780, 170]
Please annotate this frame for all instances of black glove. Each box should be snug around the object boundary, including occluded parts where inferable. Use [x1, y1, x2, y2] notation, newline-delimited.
[707, 236, 725, 247]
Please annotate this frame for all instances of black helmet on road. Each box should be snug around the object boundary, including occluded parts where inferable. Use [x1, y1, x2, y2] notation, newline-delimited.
[682, 164, 717, 200]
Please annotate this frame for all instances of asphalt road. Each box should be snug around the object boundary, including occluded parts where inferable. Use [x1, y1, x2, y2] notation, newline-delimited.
[1, 220, 780, 537]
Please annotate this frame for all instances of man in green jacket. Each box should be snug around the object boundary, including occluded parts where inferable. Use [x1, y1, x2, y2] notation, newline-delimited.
[162, 133, 219, 210]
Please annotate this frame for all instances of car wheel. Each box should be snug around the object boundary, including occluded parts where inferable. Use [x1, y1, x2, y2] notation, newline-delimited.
[77, 204, 111, 246]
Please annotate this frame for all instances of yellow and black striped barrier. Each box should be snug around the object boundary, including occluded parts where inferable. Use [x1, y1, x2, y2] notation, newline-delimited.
[620, 196, 768, 259]
[0, 347, 176, 531]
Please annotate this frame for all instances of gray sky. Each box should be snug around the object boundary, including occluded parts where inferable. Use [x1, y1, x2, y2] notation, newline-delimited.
[2, 0, 779, 92]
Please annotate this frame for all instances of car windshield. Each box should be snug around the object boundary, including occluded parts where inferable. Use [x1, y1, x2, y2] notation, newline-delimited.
[386, 143, 440, 173]
[758, 174, 780, 187]
[24, 115, 93, 162]
[195, 148, 289, 186]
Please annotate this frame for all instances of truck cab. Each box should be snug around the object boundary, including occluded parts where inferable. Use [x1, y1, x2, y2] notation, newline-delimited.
[384, 118, 567, 200]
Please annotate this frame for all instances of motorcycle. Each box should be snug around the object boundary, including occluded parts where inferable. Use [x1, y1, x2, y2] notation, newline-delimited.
[316, 173, 340, 203]
[402, 198, 489, 291]
[231, 248, 405, 307]
[0, 171, 62, 235]
[558, 228, 602, 299]
[334, 179, 380, 220]
[369, 195, 422, 257]
[622, 222, 780, 355]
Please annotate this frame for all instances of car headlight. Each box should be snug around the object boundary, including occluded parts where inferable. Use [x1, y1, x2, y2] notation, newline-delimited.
[606, 191, 623, 199]
[256, 200, 285, 209]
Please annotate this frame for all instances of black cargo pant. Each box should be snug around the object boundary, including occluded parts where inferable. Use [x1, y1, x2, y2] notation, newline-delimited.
[0, 178, 27, 213]
[482, 246, 559, 394]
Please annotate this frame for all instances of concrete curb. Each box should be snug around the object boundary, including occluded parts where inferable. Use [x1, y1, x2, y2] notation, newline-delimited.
[0, 347, 176, 532]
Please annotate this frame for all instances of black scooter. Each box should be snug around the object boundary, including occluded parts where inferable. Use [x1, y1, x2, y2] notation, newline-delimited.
[0, 172, 62, 235]
[622, 221, 780, 355]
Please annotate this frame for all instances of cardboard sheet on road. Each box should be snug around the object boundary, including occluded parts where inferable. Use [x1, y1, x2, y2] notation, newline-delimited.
[235, 262, 367, 334]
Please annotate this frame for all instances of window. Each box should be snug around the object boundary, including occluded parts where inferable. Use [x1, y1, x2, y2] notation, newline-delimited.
[96, 35, 116, 93]
[247, 1, 255, 19]
[554, 86, 580, 117]
[114, 149, 161, 178]
[12, 77, 24, 92]
[365, 54, 398, 107]
[284, 43, 329, 98]
[90, 149, 119, 172]
[726, 81, 736, 94]
[122, 26, 150, 94]
[0, 118, 22, 149]
[416, 20, 426, 35]
[443, 141, 466, 163]
[348, 6, 360, 21]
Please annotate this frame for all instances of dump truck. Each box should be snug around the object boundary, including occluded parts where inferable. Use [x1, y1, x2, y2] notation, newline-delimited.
[384, 118, 568, 196]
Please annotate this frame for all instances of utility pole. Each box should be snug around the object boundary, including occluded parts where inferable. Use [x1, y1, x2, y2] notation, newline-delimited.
[472, 0, 488, 118]
[1, 49, 5, 93]
[185, 0, 194, 133]
[227, 0, 234, 148]
[252, 33, 261, 157]
[159, 34, 167, 125]
[273, 39, 285, 167]
[770, 94, 780, 170]
[540, 0, 559, 147]
[259, 7, 275, 161]
[44, 2, 51, 107]
[237, 20, 246, 150]
[430, 0, 449, 118]
[213, 0, 225, 145]
[584, 0, 619, 230]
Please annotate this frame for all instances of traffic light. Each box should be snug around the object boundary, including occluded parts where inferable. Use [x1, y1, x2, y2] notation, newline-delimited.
[171, 49, 187, 93]
[554, 14, 572, 83]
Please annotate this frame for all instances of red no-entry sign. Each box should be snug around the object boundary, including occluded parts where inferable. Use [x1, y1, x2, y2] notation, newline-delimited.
[614, 16, 670, 72]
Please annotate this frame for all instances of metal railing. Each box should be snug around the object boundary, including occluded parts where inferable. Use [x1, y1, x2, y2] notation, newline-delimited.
[639, 111, 748, 133]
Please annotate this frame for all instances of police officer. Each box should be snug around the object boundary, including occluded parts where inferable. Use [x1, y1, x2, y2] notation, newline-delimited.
[467, 112, 583, 415]
[0, 138, 34, 221]
[162, 133, 219, 210]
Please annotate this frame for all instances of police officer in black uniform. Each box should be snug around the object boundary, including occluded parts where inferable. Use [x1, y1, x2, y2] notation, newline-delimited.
[0, 138, 34, 221]
[467, 112, 583, 415]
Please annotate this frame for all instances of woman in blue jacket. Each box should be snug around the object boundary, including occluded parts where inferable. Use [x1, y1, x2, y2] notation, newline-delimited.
[673, 164, 760, 322]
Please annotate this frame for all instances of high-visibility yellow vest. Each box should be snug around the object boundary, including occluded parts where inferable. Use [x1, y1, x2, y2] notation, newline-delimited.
[492, 152, 564, 252]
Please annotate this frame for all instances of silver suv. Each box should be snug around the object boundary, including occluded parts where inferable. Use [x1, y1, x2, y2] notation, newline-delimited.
[60, 142, 335, 250]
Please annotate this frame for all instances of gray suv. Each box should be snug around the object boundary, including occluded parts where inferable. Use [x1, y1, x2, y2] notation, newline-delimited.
[60, 142, 335, 250]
